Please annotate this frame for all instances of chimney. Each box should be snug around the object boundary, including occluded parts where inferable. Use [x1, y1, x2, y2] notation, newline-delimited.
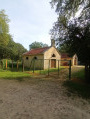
[51, 39, 55, 47]
[29, 45, 31, 51]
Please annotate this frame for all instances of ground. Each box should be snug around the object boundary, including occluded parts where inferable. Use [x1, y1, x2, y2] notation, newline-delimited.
[0, 70, 90, 119]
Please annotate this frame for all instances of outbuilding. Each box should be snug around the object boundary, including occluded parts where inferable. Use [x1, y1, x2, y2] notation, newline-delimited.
[22, 40, 61, 69]
[61, 53, 78, 66]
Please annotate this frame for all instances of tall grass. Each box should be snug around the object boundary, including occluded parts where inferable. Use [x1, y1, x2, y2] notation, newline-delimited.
[63, 67, 90, 99]
[72, 68, 85, 80]
[63, 80, 90, 99]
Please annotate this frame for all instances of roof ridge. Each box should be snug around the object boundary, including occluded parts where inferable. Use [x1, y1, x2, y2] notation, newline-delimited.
[23, 47, 50, 56]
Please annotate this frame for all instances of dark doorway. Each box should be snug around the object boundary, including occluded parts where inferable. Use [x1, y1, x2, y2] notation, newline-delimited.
[51, 59, 56, 68]
[74, 58, 77, 65]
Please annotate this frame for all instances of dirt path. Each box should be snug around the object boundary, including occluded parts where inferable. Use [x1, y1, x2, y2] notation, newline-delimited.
[0, 77, 90, 119]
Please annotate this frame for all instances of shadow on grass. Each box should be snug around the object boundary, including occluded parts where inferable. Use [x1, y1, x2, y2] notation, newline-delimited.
[71, 68, 85, 80]
[0, 76, 32, 82]
[63, 80, 90, 99]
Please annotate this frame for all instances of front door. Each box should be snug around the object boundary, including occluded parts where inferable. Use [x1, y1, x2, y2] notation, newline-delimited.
[74, 58, 77, 65]
[51, 59, 56, 68]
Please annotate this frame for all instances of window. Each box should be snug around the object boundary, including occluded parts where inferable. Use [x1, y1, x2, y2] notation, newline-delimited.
[34, 56, 37, 60]
[52, 54, 56, 57]
[26, 57, 28, 60]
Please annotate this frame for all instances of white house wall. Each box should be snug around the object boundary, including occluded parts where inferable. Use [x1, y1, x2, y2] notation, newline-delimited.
[44, 47, 61, 69]
[23, 54, 44, 69]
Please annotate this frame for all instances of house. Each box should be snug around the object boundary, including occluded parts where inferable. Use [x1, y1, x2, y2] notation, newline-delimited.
[61, 53, 78, 66]
[22, 40, 61, 69]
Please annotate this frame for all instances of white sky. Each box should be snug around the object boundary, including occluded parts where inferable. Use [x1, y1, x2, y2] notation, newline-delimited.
[0, 0, 57, 50]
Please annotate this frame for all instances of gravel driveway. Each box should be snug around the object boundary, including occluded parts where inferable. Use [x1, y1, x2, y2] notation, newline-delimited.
[0, 77, 90, 119]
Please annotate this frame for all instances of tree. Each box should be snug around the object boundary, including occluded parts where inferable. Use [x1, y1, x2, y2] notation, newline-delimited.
[29, 41, 48, 50]
[50, 0, 90, 39]
[57, 43, 70, 53]
[0, 10, 10, 46]
[14, 43, 27, 60]
[50, 0, 90, 82]
[0, 10, 11, 59]
[7, 37, 27, 60]
[50, 0, 89, 19]
[0, 10, 27, 60]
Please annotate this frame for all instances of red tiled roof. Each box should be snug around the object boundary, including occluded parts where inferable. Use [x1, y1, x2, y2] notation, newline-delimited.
[23, 47, 49, 55]
[61, 53, 71, 58]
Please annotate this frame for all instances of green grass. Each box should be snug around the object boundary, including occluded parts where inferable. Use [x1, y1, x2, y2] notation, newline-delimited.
[63, 67, 90, 99]
[0, 68, 61, 79]
[0, 67, 64, 79]
[30, 68, 64, 75]
[71, 68, 85, 80]
[0, 71, 31, 79]
[63, 80, 90, 99]
[0, 66, 68, 79]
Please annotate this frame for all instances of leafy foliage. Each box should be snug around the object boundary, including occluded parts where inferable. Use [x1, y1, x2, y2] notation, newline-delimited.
[50, 0, 90, 81]
[50, 0, 88, 18]
[50, 0, 90, 60]
[68, 21, 90, 63]
[0, 10, 27, 60]
[0, 10, 10, 46]
[7, 37, 27, 60]
[29, 41, 48, 50]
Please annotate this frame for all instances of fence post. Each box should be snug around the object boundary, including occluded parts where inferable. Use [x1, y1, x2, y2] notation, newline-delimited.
[40, 59, 42, 74]
[48, 59, 50, 76]
[17, 60, 19, 71]
[69, 60, 71, 80]
[58, 60, 60, 76]
[33, 59, 35, 73]
[22, 60, 24, 72]
[6, 60, 7, 69]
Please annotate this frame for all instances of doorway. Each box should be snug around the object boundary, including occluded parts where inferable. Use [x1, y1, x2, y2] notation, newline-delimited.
[51, 59, 56, 68]
[74, 58, 77, 65]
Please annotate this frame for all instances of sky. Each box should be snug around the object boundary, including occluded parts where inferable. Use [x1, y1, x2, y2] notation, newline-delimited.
[0, 0, 57, 50]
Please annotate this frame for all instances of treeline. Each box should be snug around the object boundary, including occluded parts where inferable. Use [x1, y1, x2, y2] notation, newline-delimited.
[0, 37, 27, 60]
[0, 10, 27, 60]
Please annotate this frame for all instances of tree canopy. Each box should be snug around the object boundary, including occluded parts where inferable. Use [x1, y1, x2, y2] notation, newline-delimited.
[50, 0, 90, 81]
[0, 10, 27, 60]
[29, 41, 48, 50]
[50, 0, 90, 58]
[0, 10, 10, 46]
[50, 0, 89, 18]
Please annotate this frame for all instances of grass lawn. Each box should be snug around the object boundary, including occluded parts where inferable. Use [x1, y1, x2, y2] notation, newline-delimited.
[0, 70, 31, 79]
[63, 66, 90, 99]
[33, 67, 64, 74]
[71, 68, 85, 80]
[0, 67, 65, 79]
[63, 80, 90, 99]
[0, 66, 84, 79]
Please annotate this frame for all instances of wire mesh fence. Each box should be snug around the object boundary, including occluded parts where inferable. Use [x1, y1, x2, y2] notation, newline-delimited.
[22, 59, 71, 80]
[0, 59, 71, 80]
